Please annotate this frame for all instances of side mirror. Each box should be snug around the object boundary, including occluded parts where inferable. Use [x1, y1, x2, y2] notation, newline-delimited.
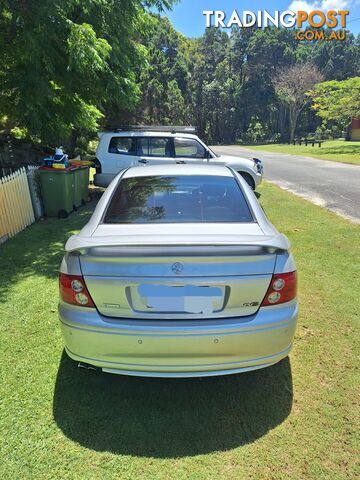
[205, 150, 212, 160]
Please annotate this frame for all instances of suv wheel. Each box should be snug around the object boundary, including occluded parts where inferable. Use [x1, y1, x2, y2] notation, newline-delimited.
[239, 172, 255, 190]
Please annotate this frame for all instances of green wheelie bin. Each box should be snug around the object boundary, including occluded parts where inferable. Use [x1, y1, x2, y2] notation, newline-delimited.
[39, 168, 74, 218]
[72, 167, 83, 209]
[77, 166, 90, 204]
[81, 166, 90, 203]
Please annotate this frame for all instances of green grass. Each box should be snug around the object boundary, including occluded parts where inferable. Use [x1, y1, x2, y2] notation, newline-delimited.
[0, 185, 359, 479]
[247, 140, 360, 165]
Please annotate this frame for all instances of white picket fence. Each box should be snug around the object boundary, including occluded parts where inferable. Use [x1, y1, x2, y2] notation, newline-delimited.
[0, 167, 35, 244]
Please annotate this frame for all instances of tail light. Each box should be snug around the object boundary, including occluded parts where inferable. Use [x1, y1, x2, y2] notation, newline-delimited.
[261, 271, 297, 307]
[59, 273, 95, 308]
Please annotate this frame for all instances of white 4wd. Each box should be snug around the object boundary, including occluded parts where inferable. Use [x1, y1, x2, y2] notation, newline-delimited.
[94, 127, 263, 189]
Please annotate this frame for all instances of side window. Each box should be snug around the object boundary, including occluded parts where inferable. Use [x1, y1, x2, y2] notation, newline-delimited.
[136, 138, 149, 156]
[108, 137, 137, 155]
[174, 138, 206, 158]
[148, 137, 173, 157]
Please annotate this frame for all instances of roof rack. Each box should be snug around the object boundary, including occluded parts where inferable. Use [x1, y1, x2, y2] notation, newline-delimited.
[113, 125, 198, 134]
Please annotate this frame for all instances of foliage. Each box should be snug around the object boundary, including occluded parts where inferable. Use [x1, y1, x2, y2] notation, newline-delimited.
[243, 117, 268, 143]
[133, 16, 191, 125]
[273, 63, 324, 143]
[132, 22, 360, 144]
[315, 124, 344, 140]
[0, 0, 174, 153]
[310, 77, 360, 130]
[1, 7, 360, 153]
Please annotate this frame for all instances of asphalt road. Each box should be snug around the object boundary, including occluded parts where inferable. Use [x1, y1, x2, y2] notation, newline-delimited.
[212, 145, 360, 224]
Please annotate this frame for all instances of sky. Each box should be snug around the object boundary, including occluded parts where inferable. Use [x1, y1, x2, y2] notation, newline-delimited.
[163, 0, 360, 37]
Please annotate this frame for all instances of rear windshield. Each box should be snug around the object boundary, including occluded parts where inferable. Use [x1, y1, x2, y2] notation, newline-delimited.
[103, 175, 254, 224]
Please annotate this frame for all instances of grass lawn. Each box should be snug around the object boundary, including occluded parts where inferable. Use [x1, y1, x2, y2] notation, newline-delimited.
[247, 140, 360, 165]
[0, 184, 359, 479]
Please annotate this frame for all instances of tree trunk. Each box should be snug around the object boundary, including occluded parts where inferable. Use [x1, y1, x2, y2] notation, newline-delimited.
[289, 124, 296, 144]
[289, 105, 298, 144]
[345, 118, 352, 141]
[67, 129, 79, 157]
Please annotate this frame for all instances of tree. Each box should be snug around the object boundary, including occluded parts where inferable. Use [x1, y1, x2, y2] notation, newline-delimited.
[3, 8, 357, 153]
[296, 32, 360, 81]
[164, 80, 189, 124]
[0, 0, 173, 153]
[132, 16, 191, 126]
[310, 77, 360, 136]
[133, 26, 359, 144]
[273, 63, 324, 143]
[241, 28, 297, 141]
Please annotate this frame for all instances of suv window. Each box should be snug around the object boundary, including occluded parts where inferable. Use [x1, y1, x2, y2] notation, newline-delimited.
[148, 137, 173, 157]
[108, 137, 137, 155]
[104, 175, 254, 224]
[130, 137, 174, 157]
[137, 138, 149, 156]
[174, 138, 206, 158]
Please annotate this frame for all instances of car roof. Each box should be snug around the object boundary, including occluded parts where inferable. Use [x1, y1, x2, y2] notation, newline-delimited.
[98, 131, 199, 139]
[122, 164, 234, 178]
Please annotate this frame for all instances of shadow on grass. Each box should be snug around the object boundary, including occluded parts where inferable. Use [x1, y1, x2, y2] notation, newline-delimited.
[53, 352, 293, 457]
[0, 200, 98, 302]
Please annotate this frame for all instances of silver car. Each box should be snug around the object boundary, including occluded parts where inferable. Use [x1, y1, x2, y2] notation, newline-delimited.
[59, 164, 298, 378]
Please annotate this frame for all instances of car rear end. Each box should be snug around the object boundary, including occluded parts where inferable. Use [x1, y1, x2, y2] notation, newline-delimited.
[58, 166, 298, 377]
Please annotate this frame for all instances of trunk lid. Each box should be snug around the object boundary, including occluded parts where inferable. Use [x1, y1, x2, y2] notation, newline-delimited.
[67, 224, 287, 319]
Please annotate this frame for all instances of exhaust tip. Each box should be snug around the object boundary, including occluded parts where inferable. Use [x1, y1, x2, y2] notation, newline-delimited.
[77, 361, 98, 372]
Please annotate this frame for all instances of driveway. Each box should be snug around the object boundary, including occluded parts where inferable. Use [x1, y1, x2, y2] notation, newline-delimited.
[212, 145, 360, 224]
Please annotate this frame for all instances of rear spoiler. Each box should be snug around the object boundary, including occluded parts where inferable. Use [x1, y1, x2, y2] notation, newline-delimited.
[65, 234, 290, 256]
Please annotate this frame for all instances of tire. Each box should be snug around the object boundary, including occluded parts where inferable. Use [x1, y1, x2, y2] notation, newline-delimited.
[58, 209, 69, 219]
[239, 172, 255, 190]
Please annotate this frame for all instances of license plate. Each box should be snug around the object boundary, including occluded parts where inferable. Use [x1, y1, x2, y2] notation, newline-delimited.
[137, 284, 223, 314]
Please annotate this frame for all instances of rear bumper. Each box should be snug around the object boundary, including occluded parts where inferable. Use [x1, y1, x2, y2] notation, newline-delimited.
[59, 301, 298, 377]
[254, 171, 263, 188]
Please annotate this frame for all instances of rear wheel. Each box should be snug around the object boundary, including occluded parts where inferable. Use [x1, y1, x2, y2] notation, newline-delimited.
[239, 172, 255, 190]
[58, 209, 69, 219]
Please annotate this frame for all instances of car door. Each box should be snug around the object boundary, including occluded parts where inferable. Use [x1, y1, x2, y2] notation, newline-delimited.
[173, 137, 208, 165]
[135, 137, 176, 166]
[106, 136, 138, 174]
